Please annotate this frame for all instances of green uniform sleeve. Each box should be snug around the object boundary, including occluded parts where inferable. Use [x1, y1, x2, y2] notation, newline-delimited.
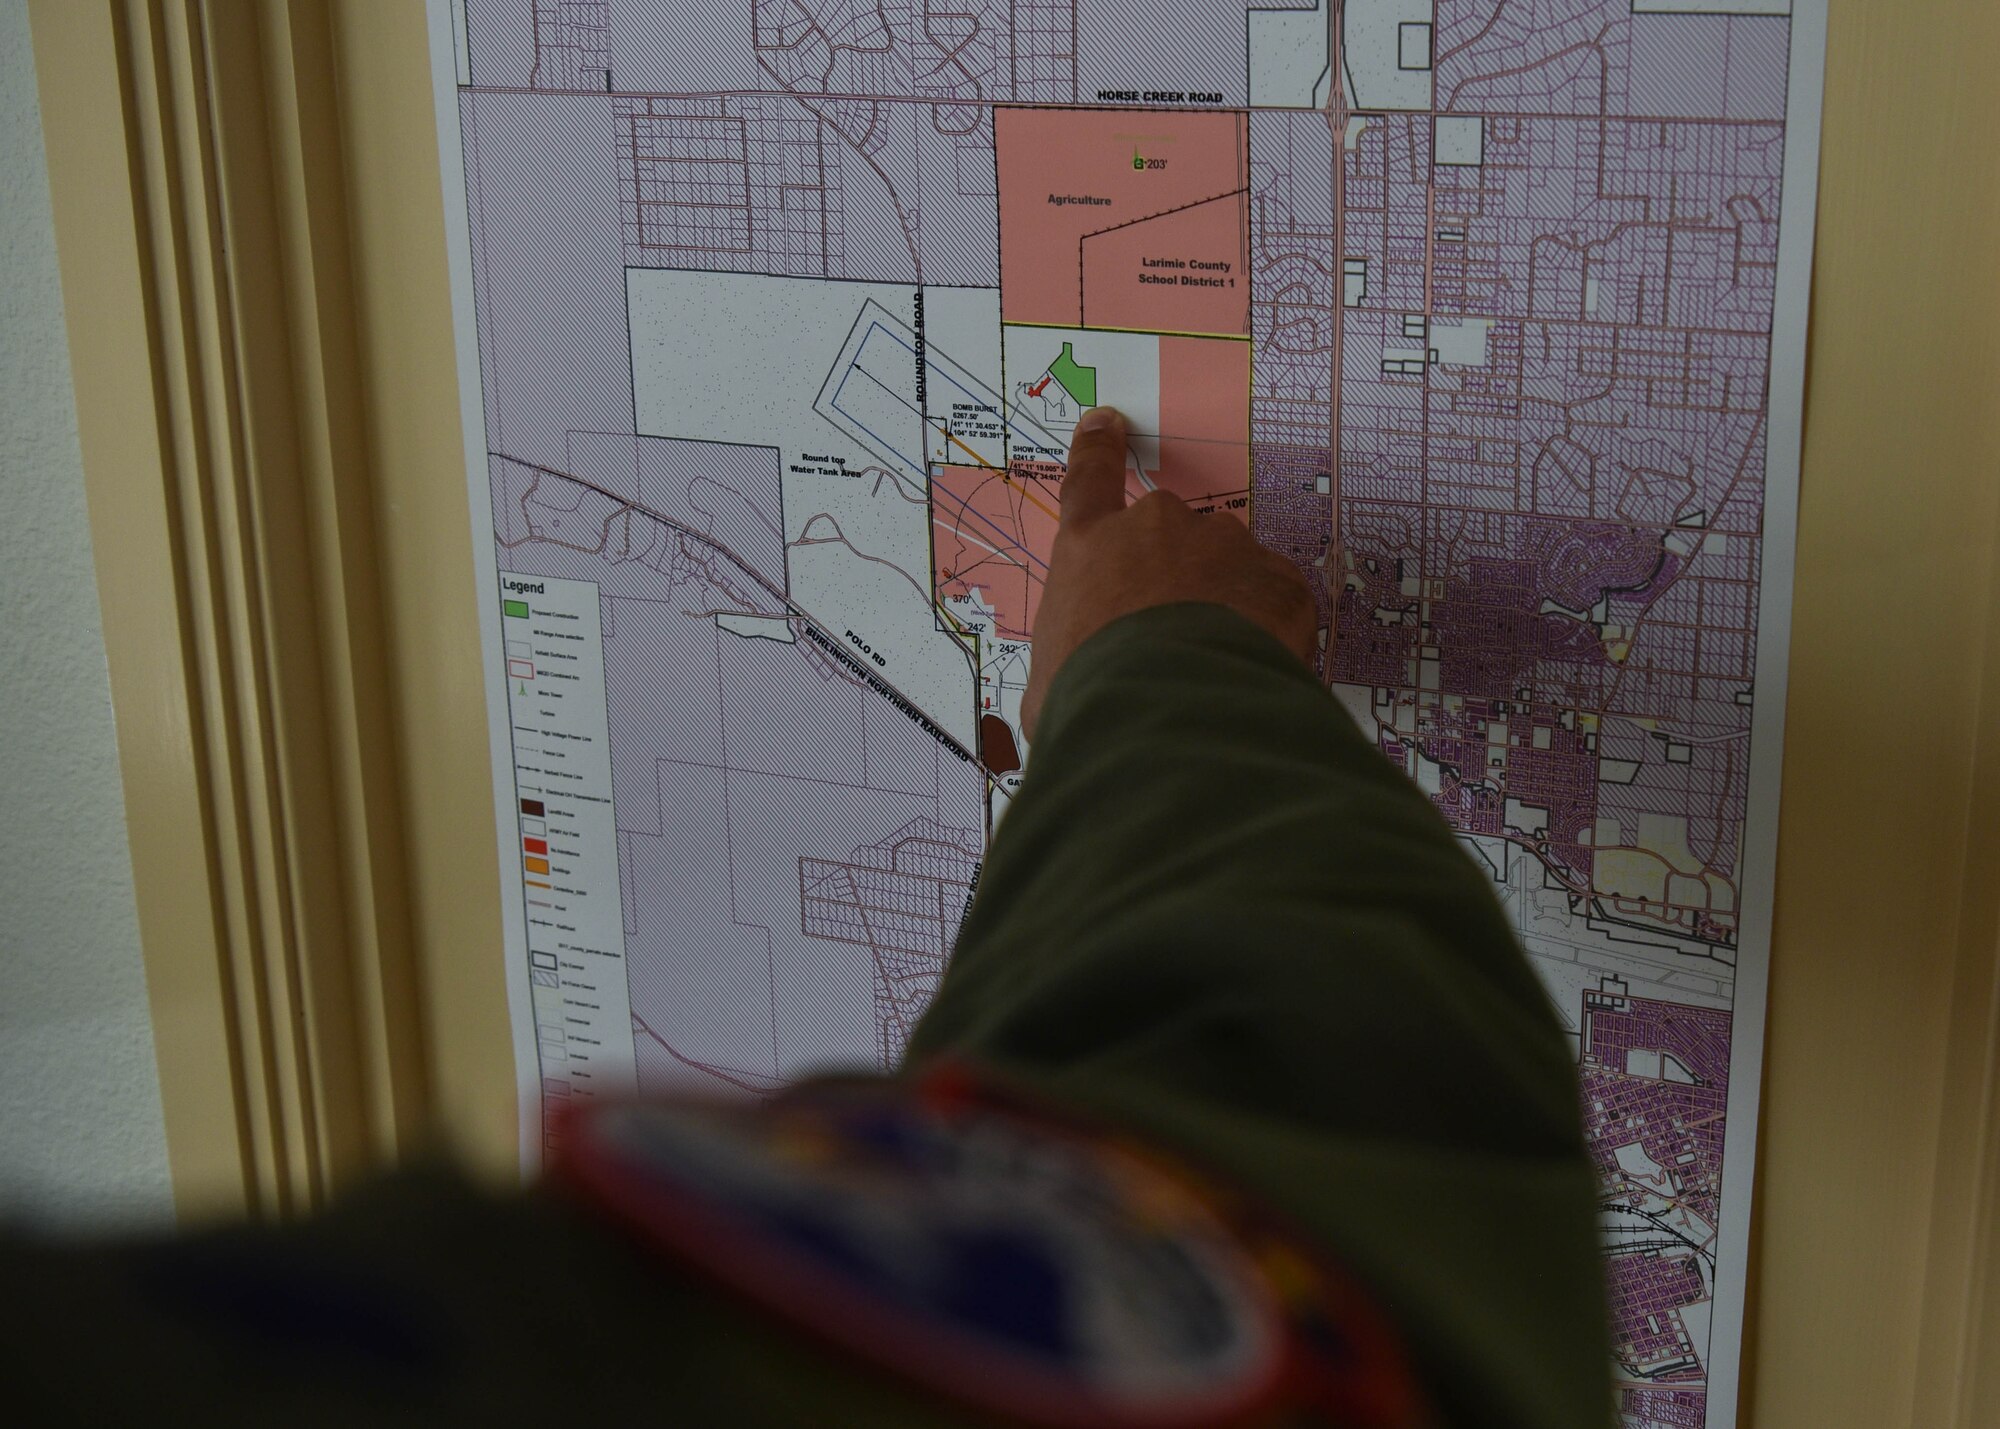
[0, 1173, 972, 1427]
[906, 603, 1615, 1429]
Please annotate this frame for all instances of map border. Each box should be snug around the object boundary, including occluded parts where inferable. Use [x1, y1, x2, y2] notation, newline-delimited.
[422, 6, 1832, 1424]
[431, 0, 542, 1173]
[1704, 5, 1827, 1419]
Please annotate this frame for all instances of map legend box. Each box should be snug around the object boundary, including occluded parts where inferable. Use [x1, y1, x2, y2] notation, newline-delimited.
[499, 574, 636, 1113]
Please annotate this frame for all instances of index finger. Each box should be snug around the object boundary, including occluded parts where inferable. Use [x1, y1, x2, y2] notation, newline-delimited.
[1059, 407, 1130, 526]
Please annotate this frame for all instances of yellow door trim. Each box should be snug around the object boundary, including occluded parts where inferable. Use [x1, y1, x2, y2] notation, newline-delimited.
[1914, 480, 2000, 1425]
[1745, 3, 2000, 1423]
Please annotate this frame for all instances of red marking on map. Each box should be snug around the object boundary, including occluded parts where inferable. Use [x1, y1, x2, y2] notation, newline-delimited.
[978, 714, 1022, 774]
[996, 106, 1250, 333]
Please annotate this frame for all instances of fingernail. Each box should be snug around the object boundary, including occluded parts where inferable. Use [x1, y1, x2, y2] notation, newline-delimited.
[1075, 406, 1122, 433]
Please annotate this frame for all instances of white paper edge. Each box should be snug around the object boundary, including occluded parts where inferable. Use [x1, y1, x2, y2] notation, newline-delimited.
[1705, 3, 1829, 1424]
[426, 0, 544, 1180]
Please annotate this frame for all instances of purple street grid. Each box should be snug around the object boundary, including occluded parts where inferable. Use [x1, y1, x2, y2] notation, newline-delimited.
[800, 817, 984, 1067]
[526, 0, 610, 91]
[1584, 985, 1733, 1389]
[457, 3, 1800, 1418]
[1319, 12, 1789, 1408]
[1248, 107, 1340, 651]
[1622, 1387, 1709, 1429]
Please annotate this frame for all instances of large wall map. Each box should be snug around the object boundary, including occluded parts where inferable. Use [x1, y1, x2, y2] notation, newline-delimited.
[432, 5, 1824, 1425]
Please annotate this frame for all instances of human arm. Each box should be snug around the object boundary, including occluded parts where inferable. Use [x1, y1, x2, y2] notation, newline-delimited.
[905, 413, 1615, 1429]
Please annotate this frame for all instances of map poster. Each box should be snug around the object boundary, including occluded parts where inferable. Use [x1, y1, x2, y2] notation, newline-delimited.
[428, 5, 1826, 1424]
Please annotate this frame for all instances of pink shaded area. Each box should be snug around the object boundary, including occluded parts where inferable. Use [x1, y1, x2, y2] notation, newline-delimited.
[996, 107, 1249, 328]
[1082, 192, 1250, 337]
[932, 464, 1060, 642]
[1156, 336, 1251, 511]
[932, 334, 1249, 641]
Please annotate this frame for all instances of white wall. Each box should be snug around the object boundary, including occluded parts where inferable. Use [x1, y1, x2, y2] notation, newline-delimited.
[0, 0, 173, 1229]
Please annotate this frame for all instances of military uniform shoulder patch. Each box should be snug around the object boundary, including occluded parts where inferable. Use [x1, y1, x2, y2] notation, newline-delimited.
[553, 1070, 1428, 1428]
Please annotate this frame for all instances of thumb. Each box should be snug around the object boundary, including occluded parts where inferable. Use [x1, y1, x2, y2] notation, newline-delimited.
[1059, 407, 1130, 526]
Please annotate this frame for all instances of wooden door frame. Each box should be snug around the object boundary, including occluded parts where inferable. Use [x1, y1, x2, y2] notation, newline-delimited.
[26, 0, 446, 1220]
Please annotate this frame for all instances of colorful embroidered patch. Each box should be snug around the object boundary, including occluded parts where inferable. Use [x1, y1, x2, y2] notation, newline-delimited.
[554, 1074, 1426, 1427]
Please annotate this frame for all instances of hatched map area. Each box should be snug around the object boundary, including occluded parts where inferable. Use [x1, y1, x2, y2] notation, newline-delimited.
[432, 5, 1825, 1424]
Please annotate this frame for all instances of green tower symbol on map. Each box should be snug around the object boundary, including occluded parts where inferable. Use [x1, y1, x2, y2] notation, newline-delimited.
[1048, 342, 1098, 409]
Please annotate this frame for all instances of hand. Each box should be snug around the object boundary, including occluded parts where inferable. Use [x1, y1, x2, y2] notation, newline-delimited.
[1021, 407, 1318, 741]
